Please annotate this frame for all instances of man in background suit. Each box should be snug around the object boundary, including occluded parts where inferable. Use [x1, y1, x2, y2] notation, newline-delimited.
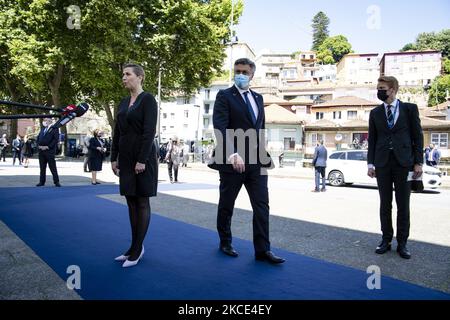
[208, 58, 284, 264]
[36, 118, 61, 187]
[312, 140, 327, 192]
[367, 76, 423, 259]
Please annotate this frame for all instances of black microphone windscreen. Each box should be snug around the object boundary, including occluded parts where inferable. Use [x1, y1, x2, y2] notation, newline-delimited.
[75, 103, 89, 117]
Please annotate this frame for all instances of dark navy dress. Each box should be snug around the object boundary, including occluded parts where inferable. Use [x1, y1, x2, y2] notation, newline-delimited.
[111, 92, 158, 197]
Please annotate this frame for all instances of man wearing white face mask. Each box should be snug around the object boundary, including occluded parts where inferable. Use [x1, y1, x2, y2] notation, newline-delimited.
[36, 118, 61, 187]
[208, 58, 284, 264]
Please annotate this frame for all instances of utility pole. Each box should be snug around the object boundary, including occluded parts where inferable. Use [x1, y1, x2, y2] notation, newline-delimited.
[157, 68, 162, 143]
[228, 0, 235, 86]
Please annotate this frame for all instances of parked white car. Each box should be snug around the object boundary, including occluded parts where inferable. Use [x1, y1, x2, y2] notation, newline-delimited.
[326, 149, 442, 191]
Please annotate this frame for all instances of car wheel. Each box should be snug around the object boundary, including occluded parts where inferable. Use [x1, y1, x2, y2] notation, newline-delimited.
[328, 170, 345, 186]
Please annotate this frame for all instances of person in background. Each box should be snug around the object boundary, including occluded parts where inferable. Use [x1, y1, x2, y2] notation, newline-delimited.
[83, 132, 91, 172]
[36, 118, 61, 187]
[88, 129, 106, 185]
[22, 135, 33, 168]
[0, 134, 8, 162]
[12, 134, 22, 165]
[165, 136, 181, 183]
[312, 140, 327, 192]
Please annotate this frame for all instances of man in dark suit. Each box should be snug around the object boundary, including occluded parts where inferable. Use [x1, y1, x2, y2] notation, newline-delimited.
[208, 58, 284, 264]
[367, 76, 423, 259]
[36, 118, 61, 187]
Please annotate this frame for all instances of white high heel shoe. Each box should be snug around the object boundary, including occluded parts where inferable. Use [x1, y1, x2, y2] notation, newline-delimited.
[122, 246, 145, 268]
[114, 254, 129, 262]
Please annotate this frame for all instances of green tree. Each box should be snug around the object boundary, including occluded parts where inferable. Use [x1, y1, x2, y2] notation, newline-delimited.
[400, 29, 450, 58]
[311, 11, 329, 52]
[316, 35, 353, 64]
[442, 57, 450, 74]
[0, 0, 242, 136]
[428, 74, 450, 106]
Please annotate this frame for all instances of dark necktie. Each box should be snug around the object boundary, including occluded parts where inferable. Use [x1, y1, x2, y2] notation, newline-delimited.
[387, 105, 394, 128]
[243, 91, 257, 125]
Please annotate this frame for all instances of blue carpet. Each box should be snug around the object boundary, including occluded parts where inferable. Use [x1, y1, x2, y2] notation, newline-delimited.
[0, 185, 449, 300]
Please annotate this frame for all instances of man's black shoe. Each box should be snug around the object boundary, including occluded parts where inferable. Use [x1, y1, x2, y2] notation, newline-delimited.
[55, 182, 61, 187]
[36, 183, 44, 187]
[375, 240, 391, 254]
[255, 251, 285, 264]
[397, 245, 411, 259]
[219, 245, 238, 257]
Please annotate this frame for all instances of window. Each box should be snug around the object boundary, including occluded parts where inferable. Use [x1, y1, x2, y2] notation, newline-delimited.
[310, 55, 314, 59]
[204, 103, 210, 114]
[203, 117, 210, 127]
[163, 113, 167, 119]
[347, 151, 367, 161]
[411, 55, 415, 62]
[170, 113, 175, 120]
[184, 110, 189, 118]
[333, 111, 342, 119]
[431, 133, 448, 148]
[170, 126, 174, 129]
[183, 124, 188, 129]
[347, 111, 357, 119]
[311, 133, 324, 145]
[330, 152, 345, 160]
[205, 90, 210, 100]
[316, 112, 324, 120]
[284, 137, 295, 150]
[183, 97, 191, 104]
[162, 126, 166, 131]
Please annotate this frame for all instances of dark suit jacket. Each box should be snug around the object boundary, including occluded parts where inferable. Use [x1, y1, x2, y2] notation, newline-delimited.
[37, 126, 60, 154]
[367, 101, 423, 168]
[208, 85, 273, 172]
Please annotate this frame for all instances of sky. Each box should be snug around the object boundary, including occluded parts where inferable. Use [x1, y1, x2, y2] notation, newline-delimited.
[234, 0, 450, 56]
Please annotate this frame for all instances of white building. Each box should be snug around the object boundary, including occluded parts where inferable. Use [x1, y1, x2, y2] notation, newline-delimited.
[254, 50, 292, 89]
[159, 98, 201, 143]
[380, 50, 442, 87]
[223, 42, 256, 73]
[337, 53, 380, 85]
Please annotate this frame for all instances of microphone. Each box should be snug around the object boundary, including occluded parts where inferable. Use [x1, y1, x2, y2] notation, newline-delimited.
[48, 103, 89, 131]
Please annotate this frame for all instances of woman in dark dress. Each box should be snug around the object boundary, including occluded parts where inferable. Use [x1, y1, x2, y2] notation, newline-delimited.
[88, 129, 106, 185]
[22, 135, 33, 168]
[111, 63, 158, 268]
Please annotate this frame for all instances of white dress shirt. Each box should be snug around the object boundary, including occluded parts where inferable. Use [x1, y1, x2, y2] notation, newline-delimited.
[235, 85, 259, 121]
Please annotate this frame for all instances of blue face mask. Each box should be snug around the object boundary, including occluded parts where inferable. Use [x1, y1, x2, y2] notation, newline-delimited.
[234, 74, 250, 89]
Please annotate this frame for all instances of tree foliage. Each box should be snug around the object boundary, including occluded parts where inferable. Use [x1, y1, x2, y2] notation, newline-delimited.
[400, 29, 450, 59]
[316, 35, 353, 64]
[0, 0, 242, 133]
[428, 74, 450, 106]
[311, 11, 329, 52]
